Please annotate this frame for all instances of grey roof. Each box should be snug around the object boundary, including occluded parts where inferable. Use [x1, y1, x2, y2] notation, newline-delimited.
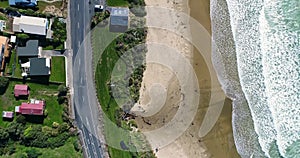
[110, 16, 129, 26]
[110, 7, 129, 26]
[17, 40, 38, 57]
[29, 58, 49, 76]
[110, 7, 129, 16]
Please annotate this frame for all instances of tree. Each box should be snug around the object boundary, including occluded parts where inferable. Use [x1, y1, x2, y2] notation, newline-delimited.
[0, 77, 8, 94]
[58, 85, 68, 96]
[16, 33, 30, 41]
[25, 149, 41, 158]
[16, 115, 26, 124]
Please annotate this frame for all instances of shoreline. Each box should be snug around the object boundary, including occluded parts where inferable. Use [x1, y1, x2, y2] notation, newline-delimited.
[132, 0, 240, 157]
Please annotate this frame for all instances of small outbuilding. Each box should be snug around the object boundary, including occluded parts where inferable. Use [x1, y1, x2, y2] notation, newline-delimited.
[109, 7, 129, 33]
[14, 84, 29, 97]
[2, 111, 14, 119]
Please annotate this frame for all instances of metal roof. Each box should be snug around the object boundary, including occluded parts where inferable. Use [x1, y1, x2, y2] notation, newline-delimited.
[17, 40, 39, 57]
[13, 16, 48, 35]
[29, 58, 50, 76]
[110, 7, 129, 16]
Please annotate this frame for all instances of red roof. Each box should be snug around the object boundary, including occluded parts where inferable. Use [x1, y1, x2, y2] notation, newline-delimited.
[20, 102, 45, 115]
[2, 111, 14, 118]
[14, 84, 29, 97]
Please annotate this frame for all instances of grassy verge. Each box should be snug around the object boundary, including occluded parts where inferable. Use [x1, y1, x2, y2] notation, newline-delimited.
[94, 27, 155, 157]
[50, 56, 66, 83]
[107, 0, 129, 7]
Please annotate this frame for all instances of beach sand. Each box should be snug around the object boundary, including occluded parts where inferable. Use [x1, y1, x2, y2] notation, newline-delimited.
[131, 0, 240, 157]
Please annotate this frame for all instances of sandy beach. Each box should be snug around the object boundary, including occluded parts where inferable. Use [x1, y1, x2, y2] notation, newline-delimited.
[131, 0, 240, 157]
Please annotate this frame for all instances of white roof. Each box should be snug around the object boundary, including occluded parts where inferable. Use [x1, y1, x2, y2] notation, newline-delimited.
[111, 7, 129, 16]
[10, 35, 16, 43]
[13, 16, 48, 36]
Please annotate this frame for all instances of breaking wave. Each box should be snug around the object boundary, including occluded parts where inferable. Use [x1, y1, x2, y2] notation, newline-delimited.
[211, 0, 300, 157]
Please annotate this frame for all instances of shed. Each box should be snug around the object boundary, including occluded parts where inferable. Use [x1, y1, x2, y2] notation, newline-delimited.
[2, 111, 14, 118]
[109, 7, 129, 33]
[14, 84, 29, 97]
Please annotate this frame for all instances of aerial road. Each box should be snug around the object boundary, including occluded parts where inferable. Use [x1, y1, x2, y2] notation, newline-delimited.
[69, 0, 106, 157]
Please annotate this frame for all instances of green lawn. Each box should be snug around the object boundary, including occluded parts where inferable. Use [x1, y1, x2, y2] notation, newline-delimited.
[50, 56, 66, 83]
[0, 80, 63, 127]
[0, 1, 9, 8]
[107, 0, 128, 6]
[5, 50, 22, 78]
[0, 137, 82, 158]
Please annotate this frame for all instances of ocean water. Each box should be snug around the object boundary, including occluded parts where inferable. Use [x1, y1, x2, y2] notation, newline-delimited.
[211, 0, 300, 157]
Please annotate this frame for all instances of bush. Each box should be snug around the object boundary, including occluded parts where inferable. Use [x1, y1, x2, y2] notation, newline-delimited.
[58, 85, 68, 96]
[47, 132, 70, 148]
[58, 122, 69, 134]
[73, 139, 81, 152]
[16, 115, 26, 124]
[52, 122, 59, 128]
[0, 77, 8, 94]
[25, 148, 41, 158]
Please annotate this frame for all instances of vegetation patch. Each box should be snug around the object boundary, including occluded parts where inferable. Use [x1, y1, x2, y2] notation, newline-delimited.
[107, 0, 129, 7]
[0, 79, 80, 157]
[50, 56, 66, 83]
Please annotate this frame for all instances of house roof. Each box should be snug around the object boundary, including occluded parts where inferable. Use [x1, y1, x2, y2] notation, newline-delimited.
[110, 7, 129, 26]
[14, 84, 29, 97]
[0, 36, 10, 58]
[20, 102, 44, 115]
[29, 58, 50, 76]
[17, 40, 39, 57]
[2, 111, 14, 118]
[13, 16, 47, 35]
[111, 7, 129, 16]
[9, 0, 37, 6]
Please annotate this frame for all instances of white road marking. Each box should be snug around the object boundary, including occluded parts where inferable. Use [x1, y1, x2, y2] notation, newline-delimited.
[77, 4, 80, 11]
[82, 96, 85, 102]
[77, 22, 80, 29]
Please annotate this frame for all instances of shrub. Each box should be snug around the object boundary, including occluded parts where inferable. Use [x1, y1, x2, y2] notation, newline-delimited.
[16, 115, 26, 124]
[25, 148, 41, 158]
[0, 77, 9, 94]
[52, 122, 59, 128]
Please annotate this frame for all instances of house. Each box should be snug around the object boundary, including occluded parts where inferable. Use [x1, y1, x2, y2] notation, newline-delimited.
[109, 7, 129, 33]
[9, 0, 37, 7]
[14, 84, 29, 97]
[17, 40, 39, 58]
[2, 111, 14, 119]
[28, 58, 51, 76]
[0, 36, 11, 73]
[13, 16, 48, 36]
[15, 99, 45, 115]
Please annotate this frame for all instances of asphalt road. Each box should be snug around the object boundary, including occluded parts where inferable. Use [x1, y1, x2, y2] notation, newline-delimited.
[70, 0, 106, 157]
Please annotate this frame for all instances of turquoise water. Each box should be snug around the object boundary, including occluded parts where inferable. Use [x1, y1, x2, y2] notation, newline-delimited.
[211, 0, 300, 157]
